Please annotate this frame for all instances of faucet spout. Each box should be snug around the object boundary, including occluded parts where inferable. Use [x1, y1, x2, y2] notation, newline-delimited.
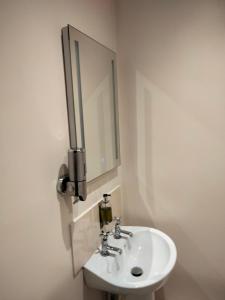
[120, 229, 133, 237]
[99, 230, 122, 256]
[107, 245, 123, 255]
[113, 217, 134, 239]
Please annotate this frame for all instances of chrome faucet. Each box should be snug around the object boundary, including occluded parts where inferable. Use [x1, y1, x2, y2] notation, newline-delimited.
[99, 231, 122, 256]
[113, 217, 133, 239]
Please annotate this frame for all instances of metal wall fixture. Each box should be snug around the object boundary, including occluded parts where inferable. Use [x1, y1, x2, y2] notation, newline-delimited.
[57, 149, 87, 201]
[56, 25, 87, 201]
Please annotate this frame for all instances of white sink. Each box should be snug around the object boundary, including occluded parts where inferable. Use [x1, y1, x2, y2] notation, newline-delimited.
[83, 226, 177, 295]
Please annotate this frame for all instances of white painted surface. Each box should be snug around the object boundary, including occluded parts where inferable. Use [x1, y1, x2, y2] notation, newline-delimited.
[0, 1, 118, 300]
[117, 0, 225, 299]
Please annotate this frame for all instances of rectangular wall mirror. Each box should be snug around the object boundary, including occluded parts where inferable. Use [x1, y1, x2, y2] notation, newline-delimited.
[62, 25, 120, 182]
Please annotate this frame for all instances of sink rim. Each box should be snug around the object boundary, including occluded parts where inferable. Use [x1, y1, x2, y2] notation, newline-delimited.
[84, 226, 177, 292]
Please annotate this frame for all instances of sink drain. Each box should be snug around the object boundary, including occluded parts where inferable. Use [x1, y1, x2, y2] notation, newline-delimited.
[131, 266, 143, 277]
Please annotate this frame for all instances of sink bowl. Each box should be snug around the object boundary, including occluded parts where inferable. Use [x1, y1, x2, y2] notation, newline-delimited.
[83, 226, 177, 295]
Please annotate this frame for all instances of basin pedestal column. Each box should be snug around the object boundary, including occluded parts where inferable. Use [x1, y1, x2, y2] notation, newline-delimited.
[105, 292, 155, 300]
[126, 293, 155, 300]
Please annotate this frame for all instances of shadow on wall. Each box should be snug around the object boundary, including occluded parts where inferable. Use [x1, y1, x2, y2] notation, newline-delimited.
[83, 282, 104, 300]
[134, 70, 185, 229]
[56, 164, 75, 278]
[56, 191, 104, 300]
[47, 268, 103, 300]
[155, 288, 166, 300]
[163, 263, 213, 300]
[57, 163, 119, 267]
[56, 165, 119, 300]
[122, 70, 156, 228]
[57, 191, 73, 250]
[123, 70, 225, 300]
[162, 220, 225, 300]
[136, 71, 155, 224]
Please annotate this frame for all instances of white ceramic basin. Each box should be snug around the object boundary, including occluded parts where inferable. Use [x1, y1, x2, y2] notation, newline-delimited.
[83, 226, 177, 295]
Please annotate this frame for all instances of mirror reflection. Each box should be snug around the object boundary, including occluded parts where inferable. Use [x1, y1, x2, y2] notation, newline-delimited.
[64, 25, 120, 182]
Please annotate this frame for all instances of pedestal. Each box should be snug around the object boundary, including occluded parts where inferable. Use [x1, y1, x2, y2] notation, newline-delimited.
[105, 292, 155, 300]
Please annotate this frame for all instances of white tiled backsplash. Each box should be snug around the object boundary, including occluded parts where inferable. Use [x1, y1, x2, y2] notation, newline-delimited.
[71, 186, 122, 276]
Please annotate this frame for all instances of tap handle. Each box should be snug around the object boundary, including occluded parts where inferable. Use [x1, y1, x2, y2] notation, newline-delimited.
[102, 193, 111, 204]
[113, 216, 121, 225]
[99, 230, 110, 240]
[103, 193, 111, 197]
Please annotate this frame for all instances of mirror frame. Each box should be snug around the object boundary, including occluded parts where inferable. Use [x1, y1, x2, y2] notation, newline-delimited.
[62, 24, 120, 182]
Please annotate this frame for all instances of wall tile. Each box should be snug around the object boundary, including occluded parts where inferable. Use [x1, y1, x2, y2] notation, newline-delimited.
[71, 186, 122, 276]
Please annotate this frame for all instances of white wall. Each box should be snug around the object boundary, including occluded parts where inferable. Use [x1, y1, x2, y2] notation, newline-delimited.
[117, 0, 225, 299]
[0, 1, 118, 300]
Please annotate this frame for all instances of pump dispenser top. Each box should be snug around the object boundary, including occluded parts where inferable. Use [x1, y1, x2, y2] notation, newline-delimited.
[99, 193, 113, 227]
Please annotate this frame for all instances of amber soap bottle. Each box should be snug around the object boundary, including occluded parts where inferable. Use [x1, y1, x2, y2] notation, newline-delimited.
[99, 193, 113, 227]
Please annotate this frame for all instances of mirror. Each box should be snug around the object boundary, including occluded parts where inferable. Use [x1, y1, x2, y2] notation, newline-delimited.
[62, 25, 120, 182]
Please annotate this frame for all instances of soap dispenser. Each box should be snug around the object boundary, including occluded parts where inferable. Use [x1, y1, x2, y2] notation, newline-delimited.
[99, 193, 113, 228]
